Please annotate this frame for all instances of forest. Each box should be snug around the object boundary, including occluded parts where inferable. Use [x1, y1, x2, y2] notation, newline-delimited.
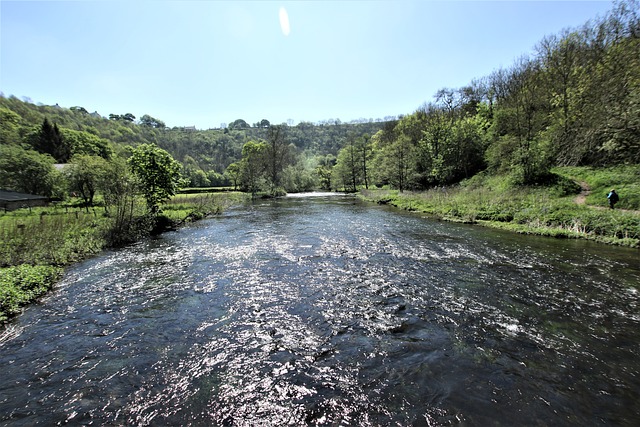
[1, 0, 638, 200]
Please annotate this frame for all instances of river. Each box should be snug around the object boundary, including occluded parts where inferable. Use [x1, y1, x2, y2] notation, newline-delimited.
[1, 193, 639, 426]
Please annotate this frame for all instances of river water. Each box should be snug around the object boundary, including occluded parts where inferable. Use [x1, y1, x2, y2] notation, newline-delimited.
[1, 194, 639, 426]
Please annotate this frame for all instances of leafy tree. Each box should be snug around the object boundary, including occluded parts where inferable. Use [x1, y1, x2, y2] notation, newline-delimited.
[225, 162, 242, 190]
[30, 118, 71, 163]
[65, 155, 110, 206]
[333, 134, 362, 192]
[100, 156, 136, 209]
[239, 140, 267, 196]
[372, 134, 416, 192]
[281, 163, 316, 193]
[264, 125, 292, 193]
[0, 145, 63, 197]
[128, 144, 183, 213]
[356, 134, 372, 189]
[140, 114, 166, 128]
[99, 156, 140, 244]
[70, 106, 89, 115]
[0, 107, 21, 145]
[206, 170, 227, 187]
[109, 113, 135, 122]
[58, 128, 113, 159]
[229, 119, 250, 130]
[536, 31, 584, 165]
[489, 57, 552, 183]
[315, 154, 336, 191]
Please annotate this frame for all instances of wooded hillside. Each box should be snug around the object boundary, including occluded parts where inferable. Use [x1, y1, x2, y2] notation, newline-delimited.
[1, 0, 637, 196]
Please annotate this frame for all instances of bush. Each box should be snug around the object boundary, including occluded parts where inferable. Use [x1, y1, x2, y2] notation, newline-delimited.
[0, 265, 62, 322]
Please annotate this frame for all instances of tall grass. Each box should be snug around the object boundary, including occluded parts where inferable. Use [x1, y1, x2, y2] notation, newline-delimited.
[556, 165, 640, 210]
[1, 191, 249, 323]
[0, 265, 62, 322]
[163, 192, 249, 223]
[0, 208, 110, 267]
[360, 168, 640, 247]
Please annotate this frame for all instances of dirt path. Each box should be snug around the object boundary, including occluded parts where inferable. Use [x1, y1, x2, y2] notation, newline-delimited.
[574, 181, 591, 205]
[574, 180, 640, 214]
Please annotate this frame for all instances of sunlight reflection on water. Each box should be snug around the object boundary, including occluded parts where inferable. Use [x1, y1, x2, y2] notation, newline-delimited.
[1, 196, 639, 426]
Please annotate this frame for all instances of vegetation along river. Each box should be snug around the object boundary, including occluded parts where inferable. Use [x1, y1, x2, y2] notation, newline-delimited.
[1, 194, 639, 426]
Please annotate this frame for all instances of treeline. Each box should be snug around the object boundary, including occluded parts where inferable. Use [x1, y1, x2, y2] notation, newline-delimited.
[332, 0, 639, 192]
[0, 93, 386, 193]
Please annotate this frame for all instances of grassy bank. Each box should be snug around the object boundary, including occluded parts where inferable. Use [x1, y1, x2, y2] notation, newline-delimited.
[0, 191, 249, 323]
[360, 166, 640, 248]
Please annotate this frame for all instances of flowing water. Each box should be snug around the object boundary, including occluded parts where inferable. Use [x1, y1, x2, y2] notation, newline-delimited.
[1, 194, 639, 426]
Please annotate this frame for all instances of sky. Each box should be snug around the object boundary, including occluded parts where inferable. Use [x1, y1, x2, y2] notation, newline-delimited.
[1, 0, 615, 129]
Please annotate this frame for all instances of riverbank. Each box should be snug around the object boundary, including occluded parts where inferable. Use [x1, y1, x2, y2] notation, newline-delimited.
[0, 192, 249, 323]
[359, 167, 640, 248]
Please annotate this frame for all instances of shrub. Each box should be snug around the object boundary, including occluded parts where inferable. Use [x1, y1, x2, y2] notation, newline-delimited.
[0, 265, 62, 322]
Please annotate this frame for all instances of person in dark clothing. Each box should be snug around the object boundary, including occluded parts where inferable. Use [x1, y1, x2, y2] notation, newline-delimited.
[607, 189, 619, 209]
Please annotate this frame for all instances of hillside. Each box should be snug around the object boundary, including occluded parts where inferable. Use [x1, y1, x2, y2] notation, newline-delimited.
[1, 1, 638, 197]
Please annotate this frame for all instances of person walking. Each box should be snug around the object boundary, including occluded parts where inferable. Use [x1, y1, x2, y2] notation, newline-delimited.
[607, 189, 619, 209]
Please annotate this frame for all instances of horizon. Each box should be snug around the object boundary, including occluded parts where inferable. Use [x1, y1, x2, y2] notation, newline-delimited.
[1, 1, 615, 129]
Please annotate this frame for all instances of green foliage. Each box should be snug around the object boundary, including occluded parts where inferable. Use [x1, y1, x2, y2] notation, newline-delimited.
[0, 144, 64, 197]
[0, 191, 242, 322]
[65, 155, 110, 206]
[29, 118, 70, 162]
[139, 114, 166, 129]
[229, 119, 250, 130]
[128, 144, 184, 213]
[0, 208, 110, 267]
[0, 265, 63, 322]
[239, 140, 267, 195]
[371, 134, 417, 192]
[556, 165, 640, 209]
[0, 107, 21, 144]
[360, 166, 640, 246]
[58, 128, 113, 159]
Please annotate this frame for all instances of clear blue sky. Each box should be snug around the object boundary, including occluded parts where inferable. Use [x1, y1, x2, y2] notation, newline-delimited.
[1, 0, 614, 129]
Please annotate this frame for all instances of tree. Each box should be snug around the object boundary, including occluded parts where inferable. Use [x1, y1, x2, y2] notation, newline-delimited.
[372, 134, 416, 192]
[225, 162, 242, 190]
[58, 128, 113, 159]
[333, 134, 362, 192]
[128, 144, 183, 213]
[31, 118, 70, 163]
[99, 157, 139, 244]
[229, 119, 250, 130]
[70, 106, 89, 115]
[489, 57, 552, 183]
[109, 113, 135, 122]
[140, 114, 166, 129]
[536, 31, 584, 165]
[239, 140, 267, 197]
[0, 145, 62, 197]
[357, 134, 372, 189]
[264, 125, 292, 194]
[65, 155, 109, 206]
[0, 107, 21, 145]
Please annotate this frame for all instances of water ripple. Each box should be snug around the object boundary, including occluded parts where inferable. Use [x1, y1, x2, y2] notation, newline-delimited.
[1, 197, 639, 426]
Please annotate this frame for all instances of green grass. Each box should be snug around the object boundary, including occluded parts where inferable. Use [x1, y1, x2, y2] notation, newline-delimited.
[0, 265, 63, 322]
[0, 191, 249, 324]
[556, 164, 640, 210]
[162, 192, 250, 223]
[360, 167, 640, 248]
[0, 207, 111, 267]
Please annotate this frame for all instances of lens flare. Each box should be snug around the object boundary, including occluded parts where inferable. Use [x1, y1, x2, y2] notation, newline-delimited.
[279, 7, 290, 36]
